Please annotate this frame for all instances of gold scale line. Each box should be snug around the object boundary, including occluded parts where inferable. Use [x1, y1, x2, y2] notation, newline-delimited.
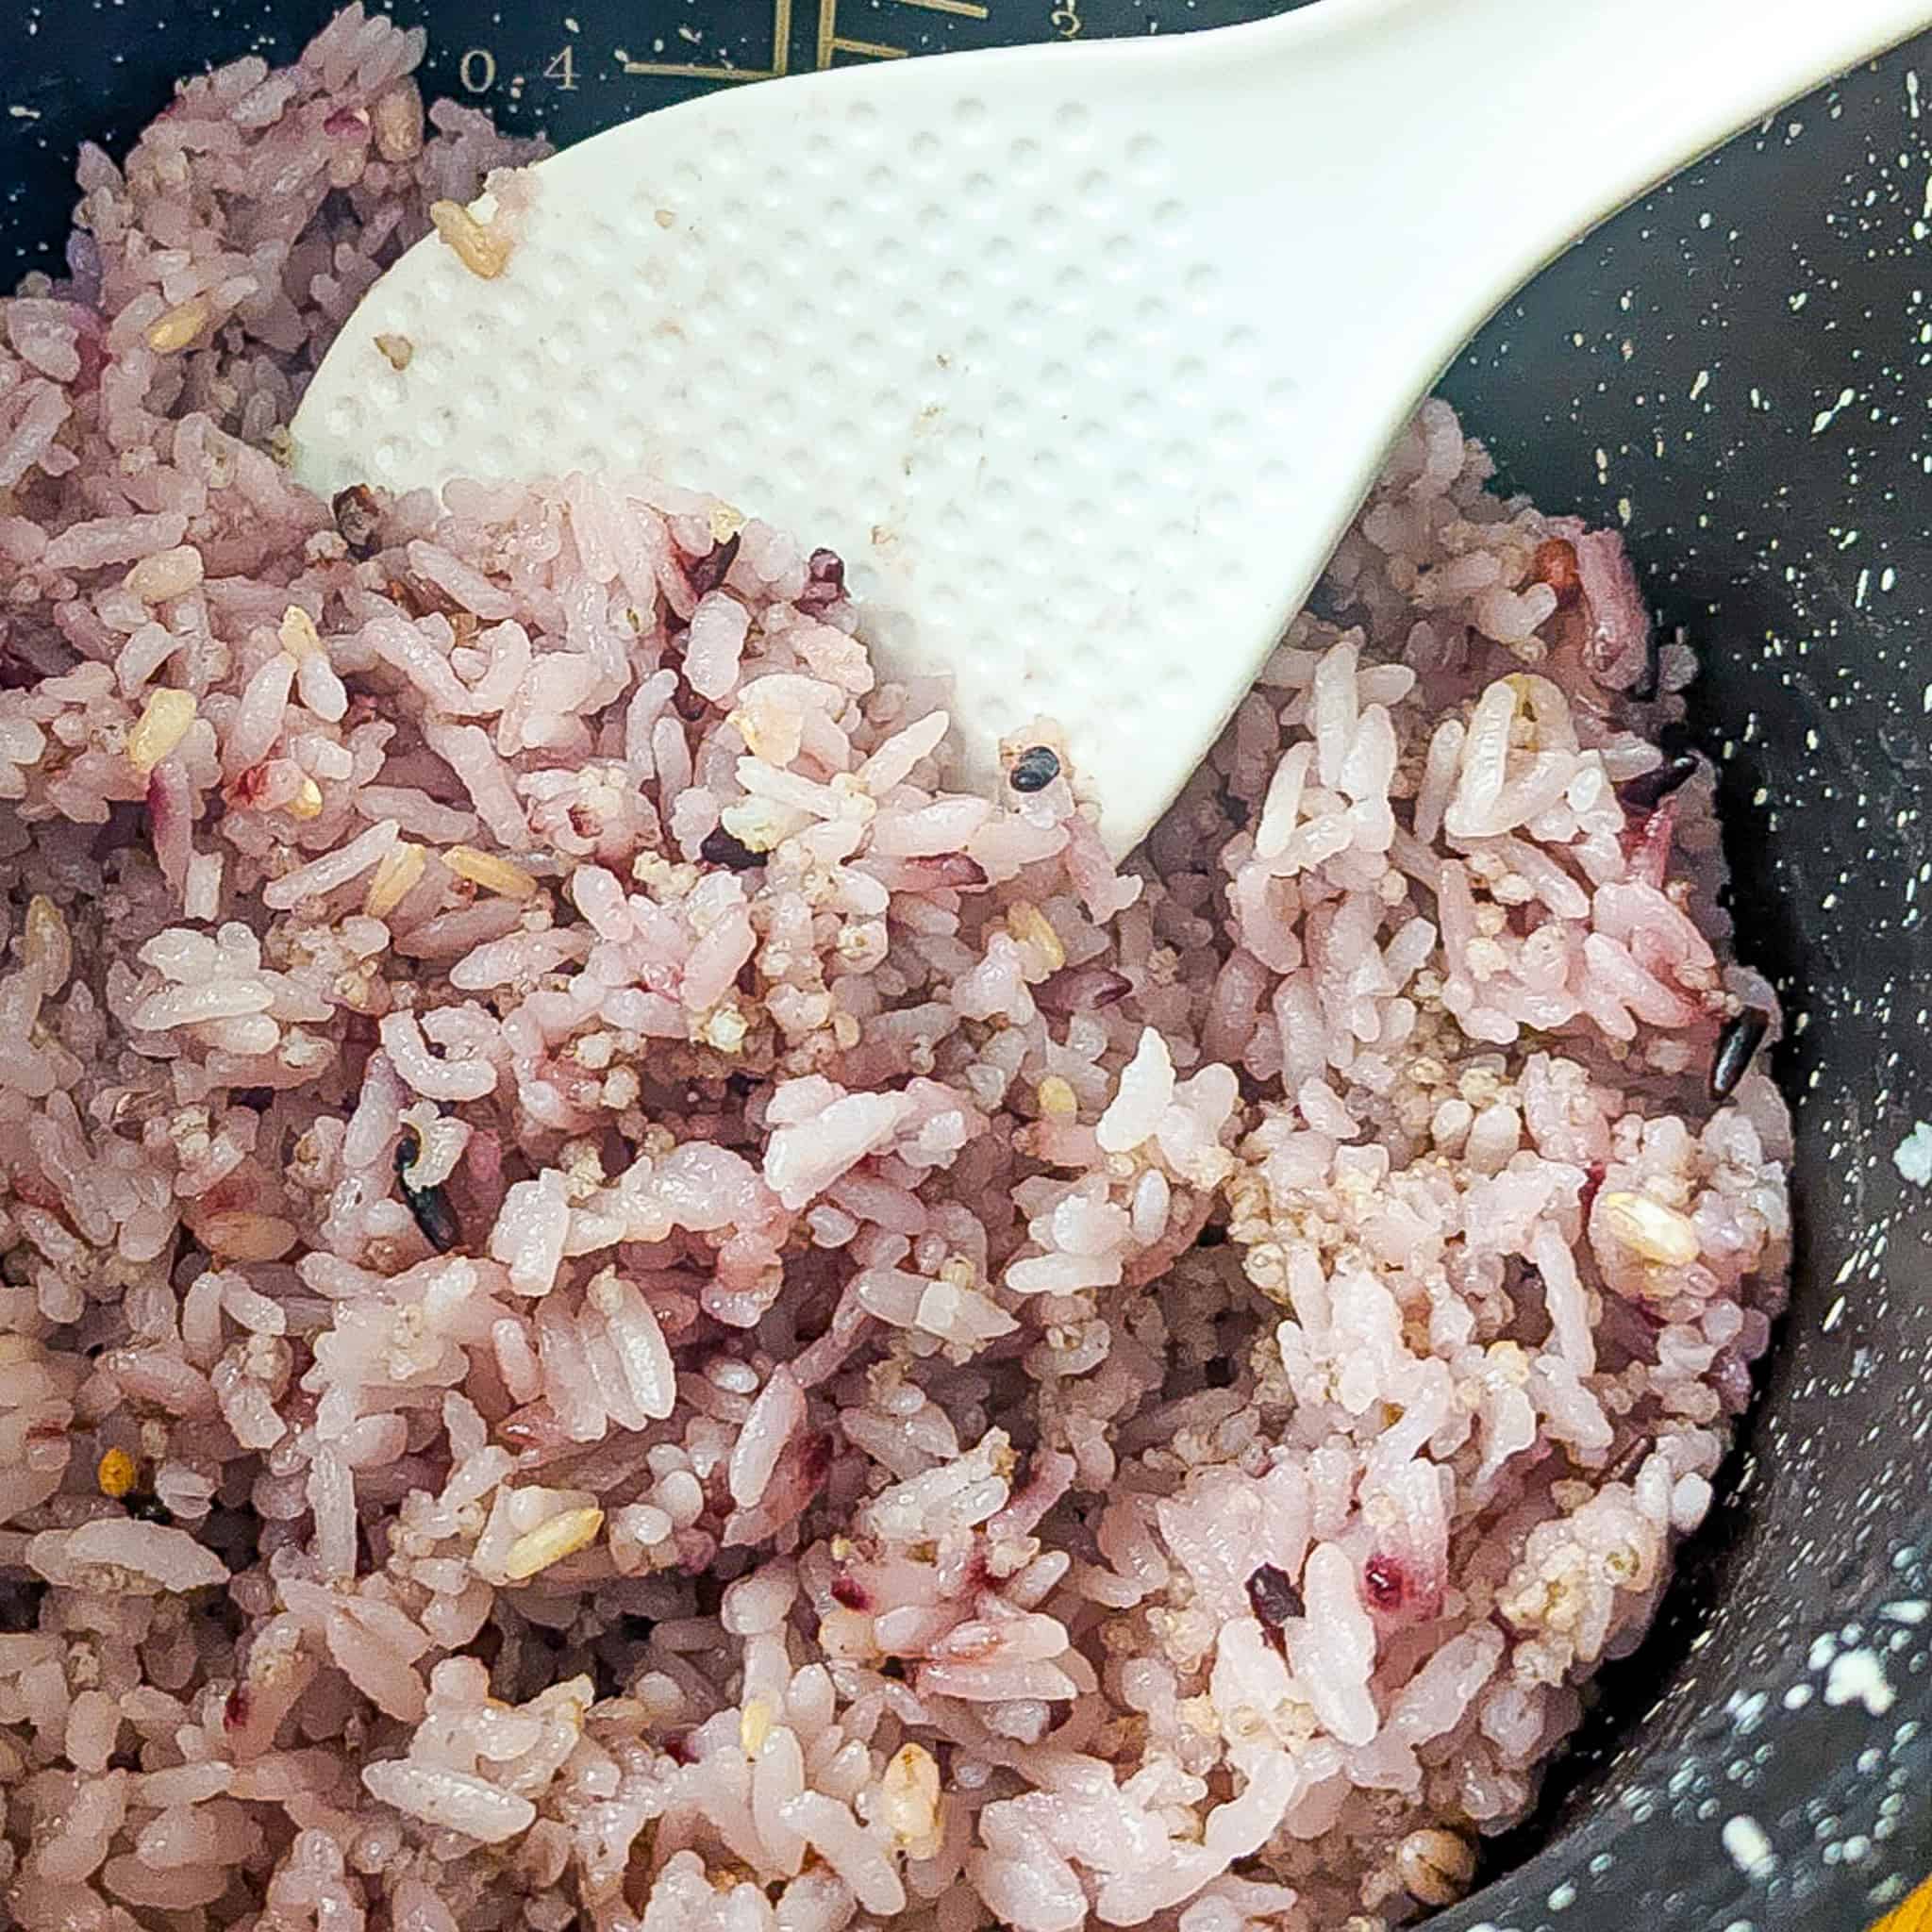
[627, 0, 979, 87]
[622, 0, 793, 82]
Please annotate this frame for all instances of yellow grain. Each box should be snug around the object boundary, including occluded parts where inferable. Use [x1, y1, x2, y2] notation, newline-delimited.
[1599, 1191, 1699, 1268]
[278, 606, 322, 658]
[738, 1699, 773, 1757]
[878, 1741, 941, 1857]
[126, 689, 196, 775]
[363, 841, 426, 920]
[285, 776, 324, 821]
[1036, 1075, 1078, 1120]
[124, 544, 204, 603]
[370, 82, 425, 162]
[1006, 899, 1066, 973]
[428, 200, 512, 279]
[444, 844, 537, 898]
[502, 1506, 604, 1581]
[96, 1448, 138, 1500]
[144, 296, 209, 354]
[195, 1211, 300, 1263]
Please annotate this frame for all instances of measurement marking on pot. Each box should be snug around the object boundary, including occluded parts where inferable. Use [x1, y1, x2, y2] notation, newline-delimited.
[620, 0, 795, 78]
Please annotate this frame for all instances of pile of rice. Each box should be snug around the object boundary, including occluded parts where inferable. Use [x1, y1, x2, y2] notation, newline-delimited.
[0, 10, 1793, 1930]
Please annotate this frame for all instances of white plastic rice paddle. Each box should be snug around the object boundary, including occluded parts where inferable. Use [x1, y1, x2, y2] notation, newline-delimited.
[292, 0, 1932, 856]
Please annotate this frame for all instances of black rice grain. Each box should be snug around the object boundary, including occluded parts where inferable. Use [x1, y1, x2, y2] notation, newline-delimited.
[395, 1126, 461, 1254]
[1009, 745, 1060, 793]
[1245, 1561, 1305, 1629]
[700, 825, 765, 872]
[1709, 1007, 1771, 1102]
[686, 530, 741, 597]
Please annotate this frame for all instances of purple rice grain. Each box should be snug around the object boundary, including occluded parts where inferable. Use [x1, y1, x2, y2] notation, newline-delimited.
[1036, 966, 1133, 1015]
[1245, 1562, 1304, 1634]
[1617, 752, 1700, 813]
[795, 547, 846, 614]
[699, 825, 764, 872]
[686, 531, 741, 597]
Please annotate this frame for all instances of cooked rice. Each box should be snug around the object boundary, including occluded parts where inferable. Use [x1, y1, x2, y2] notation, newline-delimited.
[0, 9, 1791, 1931]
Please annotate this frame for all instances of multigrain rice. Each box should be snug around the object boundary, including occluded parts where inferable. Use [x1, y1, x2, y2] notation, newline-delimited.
[0, 9, 1791, 1930]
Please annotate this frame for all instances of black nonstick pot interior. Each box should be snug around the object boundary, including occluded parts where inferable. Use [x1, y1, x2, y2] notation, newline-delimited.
[6, 5, 1930, 1928]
